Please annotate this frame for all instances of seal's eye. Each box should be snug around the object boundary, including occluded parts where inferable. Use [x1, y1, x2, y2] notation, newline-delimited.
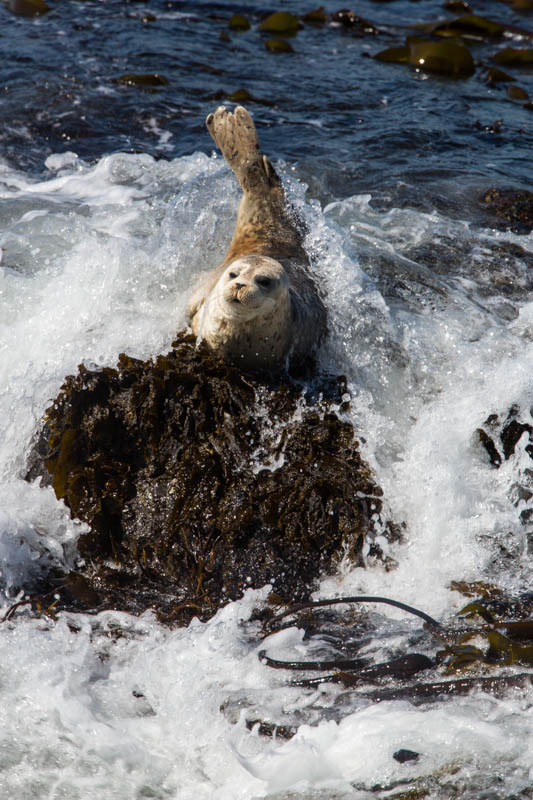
[256, 277, 272, 289]
[229, 271, 238, 279]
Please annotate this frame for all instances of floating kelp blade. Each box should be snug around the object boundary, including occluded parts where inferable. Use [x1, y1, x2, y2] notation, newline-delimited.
[457, 600, 495, 623]
[117, 73, 169, 87]
[494, 619, 533, 639]
[265, 595, 442, 630]
[259, 12, 300, 34]
[303, 7, 328, 24]
[374, 46, 409, 65]
[265, 40, 294, 53]
[375, 40, 475, 77]
[484, 67, 516, 83]
[8, 0, 49, 15]
[226, 88, 254, 102]
[493, 48, 533, 67]
[486, 630, 533, 665]
[432, 14, 505, 39]
[367, 672, 533, 702]
[228, 14, 250, 31]
[285, 654, 434, 688]
[409, 40, 475, 77]
[507, 85, 529, 100]
[258, 651, 369, 671]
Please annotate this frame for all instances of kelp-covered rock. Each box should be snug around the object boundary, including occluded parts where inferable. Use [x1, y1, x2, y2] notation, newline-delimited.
[481, 187, 533, 233]
[28, 333, 396, 625]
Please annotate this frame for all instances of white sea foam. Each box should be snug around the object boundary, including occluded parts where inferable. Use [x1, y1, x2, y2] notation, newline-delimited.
[0, 151, 532, 798]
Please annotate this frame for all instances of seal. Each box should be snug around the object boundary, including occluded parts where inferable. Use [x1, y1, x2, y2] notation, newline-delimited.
[187, 105, 327, 373]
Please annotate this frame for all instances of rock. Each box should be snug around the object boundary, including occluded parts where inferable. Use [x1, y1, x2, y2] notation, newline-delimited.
[393, 748, 420, 764]
[27, 333, 397, 626]
[477, 406, 533, 528]
[480, 187, 533, 233]
[478, 406, 533, 467]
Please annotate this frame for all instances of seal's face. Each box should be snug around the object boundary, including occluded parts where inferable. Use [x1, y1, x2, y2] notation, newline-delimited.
[219, 255, 289, 319]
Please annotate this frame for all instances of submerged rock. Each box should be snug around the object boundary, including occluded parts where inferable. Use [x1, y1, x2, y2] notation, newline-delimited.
[478, 405, 533, 467]
[27, 332, 396, 625]
[480, 187, 533, 233]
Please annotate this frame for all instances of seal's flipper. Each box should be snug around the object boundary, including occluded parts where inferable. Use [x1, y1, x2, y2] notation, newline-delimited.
[205, 104, 307, 266]
[206, 106, 280, 195]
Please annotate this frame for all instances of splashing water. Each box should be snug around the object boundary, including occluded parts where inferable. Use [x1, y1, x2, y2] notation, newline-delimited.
[1, 147, 533, 798]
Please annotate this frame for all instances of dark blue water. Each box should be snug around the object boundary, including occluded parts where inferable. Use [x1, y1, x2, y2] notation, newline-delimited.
[2, 0, 531, 209]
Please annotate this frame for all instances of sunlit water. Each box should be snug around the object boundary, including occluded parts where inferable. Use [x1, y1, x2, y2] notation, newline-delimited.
[2, 0, 533, 797]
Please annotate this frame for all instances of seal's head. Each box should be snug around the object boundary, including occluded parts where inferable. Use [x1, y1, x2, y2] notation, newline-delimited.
[219, 255, 289, 320]
[193, 253, 294, 372]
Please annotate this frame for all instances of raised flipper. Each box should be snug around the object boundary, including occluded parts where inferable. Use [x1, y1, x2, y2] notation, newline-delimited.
[206, 105, 281, 196]
[206, 105, 306, 265]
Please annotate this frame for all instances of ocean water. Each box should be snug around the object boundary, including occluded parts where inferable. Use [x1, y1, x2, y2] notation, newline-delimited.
[1, 0, 533, 797]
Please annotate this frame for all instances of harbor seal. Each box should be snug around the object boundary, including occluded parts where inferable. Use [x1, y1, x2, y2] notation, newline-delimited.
[187, 105, 327, 373]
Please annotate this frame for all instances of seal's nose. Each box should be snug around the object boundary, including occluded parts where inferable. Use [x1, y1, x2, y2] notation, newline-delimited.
[234, 282, 246, 290]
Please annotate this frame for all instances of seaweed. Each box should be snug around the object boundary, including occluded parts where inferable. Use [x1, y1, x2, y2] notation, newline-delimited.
[375, 39, 475, 77]
[259, 12, 301, 35]
[27, 332, 395, 626]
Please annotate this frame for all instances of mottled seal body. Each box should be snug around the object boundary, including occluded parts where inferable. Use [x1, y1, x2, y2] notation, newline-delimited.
[187, 105, 326, 373]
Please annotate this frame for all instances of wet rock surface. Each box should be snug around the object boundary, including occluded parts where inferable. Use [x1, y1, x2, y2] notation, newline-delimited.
[478, 405, 533, 467]
[480, 188, 533, 234]
[27, 332, 396, 626]
[478, 405, 533, 535]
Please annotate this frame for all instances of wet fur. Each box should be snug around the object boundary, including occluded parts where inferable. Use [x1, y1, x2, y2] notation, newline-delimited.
[187, 105, 327, 372]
